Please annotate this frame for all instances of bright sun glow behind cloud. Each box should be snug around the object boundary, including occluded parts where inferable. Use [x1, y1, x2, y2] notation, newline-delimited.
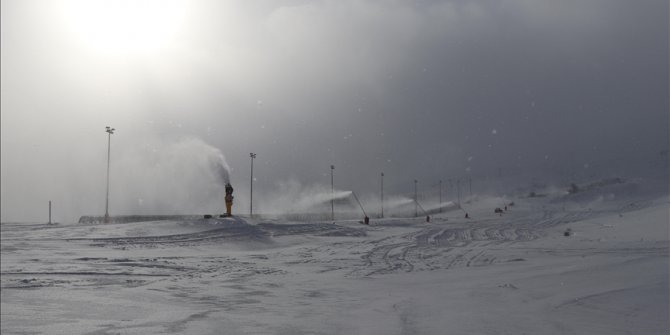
[64, 0, 184, 57]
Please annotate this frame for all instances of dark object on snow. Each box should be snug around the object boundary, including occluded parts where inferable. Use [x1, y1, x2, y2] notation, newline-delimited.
[504, 206, 508, 211]
[509, 202, 515, 207]
[494, 208, 504, 214]
[426, 216, 430, 223]
[465, 213, 470, 219]
[564, 228, 573, 237]
[204, 214, 213, 219]
[364, 216, 370, 225]
[568, 183, 580, 194]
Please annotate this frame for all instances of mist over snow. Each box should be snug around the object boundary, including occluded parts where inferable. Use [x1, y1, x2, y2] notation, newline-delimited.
[111, 137, 231, 216]
[1, 0, 668, 222]
[252, 179, 352, 215]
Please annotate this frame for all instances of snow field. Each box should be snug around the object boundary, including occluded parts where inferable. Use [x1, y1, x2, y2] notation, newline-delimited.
[1, 188, 668, 334]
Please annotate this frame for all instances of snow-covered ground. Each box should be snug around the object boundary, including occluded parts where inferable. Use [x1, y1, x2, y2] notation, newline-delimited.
[2, 180, 668, 334]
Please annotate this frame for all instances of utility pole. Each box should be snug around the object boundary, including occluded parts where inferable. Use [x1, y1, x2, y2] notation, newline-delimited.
[414, 179, 418, 217]
[469, 177, 472, 198]
[250, 153, 256, 217]
[380, 172, 384, 218]
[439, 180, 442, 213]
[457, 179, 461, 206]
[104, 126, 115, 223]
[331, 165, 335, 222]
[448, 178, 453, 200]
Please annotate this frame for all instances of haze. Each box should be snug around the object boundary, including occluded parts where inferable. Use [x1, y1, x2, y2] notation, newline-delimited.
[1, 0, 668, 223]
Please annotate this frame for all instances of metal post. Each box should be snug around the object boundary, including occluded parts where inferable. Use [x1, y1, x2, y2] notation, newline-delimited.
[469, 177, 472, 198]
[414, 179, 418, 217]
[250, 153, 256, 217]
[48, 200, 52, 224]
[457, 179, 461, 206]
[104, 126, 115, 223]
[439, 180, 442, 213]
[448, 178, 453, 200]
[331, 165, 335, 222]
[380, 172, 384, 218]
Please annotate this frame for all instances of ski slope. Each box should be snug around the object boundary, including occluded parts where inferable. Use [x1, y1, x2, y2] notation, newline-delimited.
[1, 180, 668, 334]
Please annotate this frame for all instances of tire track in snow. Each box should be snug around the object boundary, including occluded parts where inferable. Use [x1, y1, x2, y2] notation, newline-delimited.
[354, 205, 626, 276]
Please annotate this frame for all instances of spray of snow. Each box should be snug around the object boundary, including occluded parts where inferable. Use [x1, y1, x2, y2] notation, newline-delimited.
[294, 190, 353, 211]
[423, 201, 458, 212]
[111, 137, 231, 215]
[208, 149, 231, 185]
[255, 179, 354, 214]
[385, 196, 414, 208]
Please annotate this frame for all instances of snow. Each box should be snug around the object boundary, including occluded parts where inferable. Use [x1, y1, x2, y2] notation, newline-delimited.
[1, 180, 668, 334]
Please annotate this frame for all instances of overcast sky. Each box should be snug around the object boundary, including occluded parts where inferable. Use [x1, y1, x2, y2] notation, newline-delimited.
[2, 0, 668, 222]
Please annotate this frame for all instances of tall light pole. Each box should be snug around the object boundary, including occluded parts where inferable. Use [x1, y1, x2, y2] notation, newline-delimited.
[414, 179, 418, 217]
[448, 178, 453, 200]
[104, 126, 115, 223]
[457, 179, 461, 206]
[330, 165, 335, 222]
[439, 180, 443, 213]
[380, 172, 384, 218]
[468, 177, 472, 198]
[250, 153, 256, 217]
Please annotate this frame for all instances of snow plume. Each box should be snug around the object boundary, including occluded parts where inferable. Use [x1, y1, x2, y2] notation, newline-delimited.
[209, 149, 231, 185]
[256, 179, 352, 214]
[385, 196, 414, 208]
[294, 189, 353, 211]
[112, 137, 231, 215]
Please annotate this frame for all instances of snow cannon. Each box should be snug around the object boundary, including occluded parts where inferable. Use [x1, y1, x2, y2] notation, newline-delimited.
[351, 191, 370, 225]
[224, 182, 234, 216]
